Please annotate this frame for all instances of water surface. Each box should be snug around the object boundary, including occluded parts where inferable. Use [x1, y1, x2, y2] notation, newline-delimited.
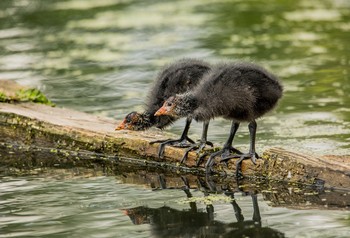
[0, 0, 349, 155]
[0, 171, 349, 238]
[1, 1, 350, 237]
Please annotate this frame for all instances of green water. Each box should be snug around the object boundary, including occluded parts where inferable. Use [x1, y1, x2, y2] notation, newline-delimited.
[0, 171, 349, 238]
[1, 0, 350, 237]
[0, 0, 349, 155]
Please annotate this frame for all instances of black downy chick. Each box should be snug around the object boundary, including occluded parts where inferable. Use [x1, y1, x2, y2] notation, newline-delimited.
[155, 62, 283, 177]
[116, 58, 213, 160]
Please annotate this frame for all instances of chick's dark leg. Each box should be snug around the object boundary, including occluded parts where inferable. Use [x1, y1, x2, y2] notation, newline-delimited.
[221, 120, 260, 178]
[180, 120, 214, 164]
[150, 117, 195, 158]
[205, 121, 242, 174]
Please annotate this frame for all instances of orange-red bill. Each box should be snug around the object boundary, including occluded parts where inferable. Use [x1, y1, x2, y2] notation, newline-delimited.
[115, 120, 126, 130]
[154, 106, 167, 116]
[121, 209, 129, 215]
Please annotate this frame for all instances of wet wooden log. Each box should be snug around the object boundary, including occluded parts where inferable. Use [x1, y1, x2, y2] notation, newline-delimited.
[0, 80, 349, 189]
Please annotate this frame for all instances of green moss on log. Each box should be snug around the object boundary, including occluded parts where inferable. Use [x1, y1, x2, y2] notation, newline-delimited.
[16, 89, 55, 106]
[0, 88, 54, 106]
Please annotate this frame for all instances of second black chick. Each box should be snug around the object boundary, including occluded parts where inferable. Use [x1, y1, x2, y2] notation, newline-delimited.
[155, 61, 283, 177]
[116, 58, 213, 160]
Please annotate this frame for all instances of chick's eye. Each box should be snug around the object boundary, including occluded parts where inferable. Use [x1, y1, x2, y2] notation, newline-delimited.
[166, 102, 173, 107]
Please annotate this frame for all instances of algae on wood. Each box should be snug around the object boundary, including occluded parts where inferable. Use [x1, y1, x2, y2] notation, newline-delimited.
[0, 80, 54, 105]
[0, 80, 349, 190]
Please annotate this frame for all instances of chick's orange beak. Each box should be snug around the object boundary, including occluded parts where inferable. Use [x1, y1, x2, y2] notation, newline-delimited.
[115, 120, 126, 130]
[154, 106, 168, 116]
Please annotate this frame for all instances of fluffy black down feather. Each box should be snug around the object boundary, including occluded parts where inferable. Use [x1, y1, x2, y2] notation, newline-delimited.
[179, 62, 283, 122]
[146, 58, 211, 128]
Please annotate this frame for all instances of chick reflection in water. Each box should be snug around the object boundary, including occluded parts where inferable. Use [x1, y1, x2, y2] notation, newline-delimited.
[122, 177, 285, 238]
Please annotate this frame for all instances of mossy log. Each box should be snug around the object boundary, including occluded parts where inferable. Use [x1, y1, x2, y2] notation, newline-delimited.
[0, 80, 349, 190]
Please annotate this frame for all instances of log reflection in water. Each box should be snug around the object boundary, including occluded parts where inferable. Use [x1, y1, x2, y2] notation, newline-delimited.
[122, 176, 285, 238]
